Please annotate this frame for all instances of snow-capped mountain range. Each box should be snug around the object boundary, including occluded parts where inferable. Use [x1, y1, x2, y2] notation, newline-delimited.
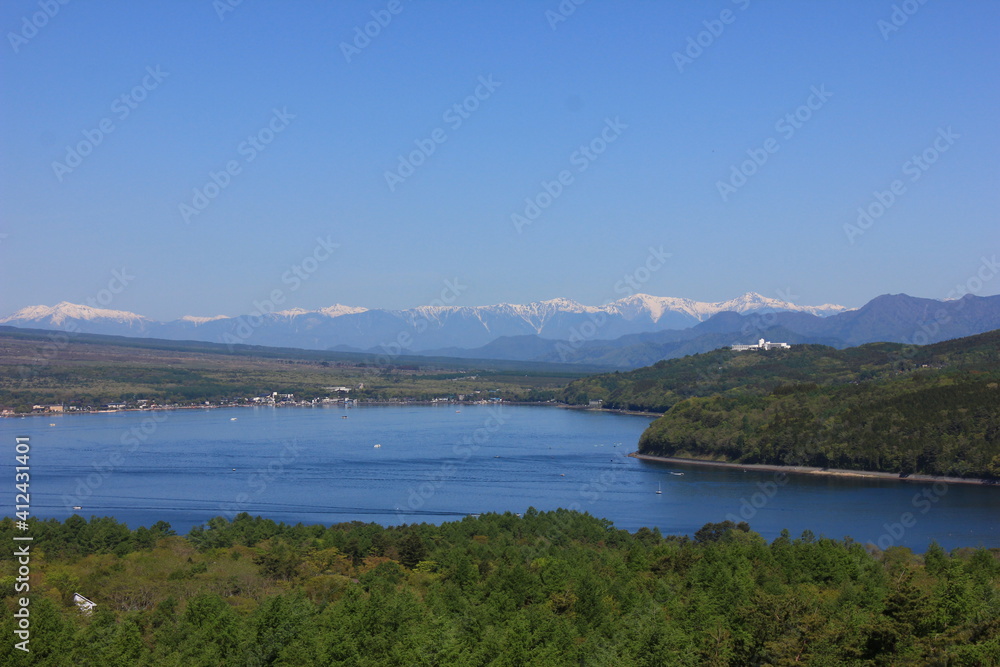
[0, 292, 847, 353]
[3, 303, 154, 328]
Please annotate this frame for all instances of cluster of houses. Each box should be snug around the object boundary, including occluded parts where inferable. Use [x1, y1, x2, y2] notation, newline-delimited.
[22, 388, 368, 415]
[250, 391, 360, 406]
[250, 392, 297, 405]
[12, 383, 509, 416]
[32, 399, 153, 413]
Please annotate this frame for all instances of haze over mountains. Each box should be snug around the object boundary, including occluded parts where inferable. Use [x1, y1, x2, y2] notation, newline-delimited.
[2, 292, 999, 369]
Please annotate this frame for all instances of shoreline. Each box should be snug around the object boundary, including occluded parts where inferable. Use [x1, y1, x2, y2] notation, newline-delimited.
[1, 400, 492, 418]
[3, 401, 662, 420]
[629, 452, 999, 487]
[554, 403, 662, 418]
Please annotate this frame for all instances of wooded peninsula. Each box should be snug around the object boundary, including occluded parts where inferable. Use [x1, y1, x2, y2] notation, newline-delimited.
[563, 330, 1000, 480]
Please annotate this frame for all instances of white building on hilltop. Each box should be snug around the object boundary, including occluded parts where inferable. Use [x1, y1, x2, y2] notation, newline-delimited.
[731, 338, 791, 351]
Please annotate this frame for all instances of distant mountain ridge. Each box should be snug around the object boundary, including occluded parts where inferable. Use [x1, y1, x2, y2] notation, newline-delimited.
[0, 292, 846, 353]
[438, 294, 1000, 368]
[5, 293, 997, 369]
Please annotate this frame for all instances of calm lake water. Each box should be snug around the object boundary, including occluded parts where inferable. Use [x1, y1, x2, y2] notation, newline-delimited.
[3, 405, 998, 550]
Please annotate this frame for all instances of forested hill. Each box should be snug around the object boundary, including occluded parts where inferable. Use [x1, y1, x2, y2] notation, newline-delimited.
[561, 329, 1000, 413]
[629, 330, 1000, 479]
[2, 513, 999, 664]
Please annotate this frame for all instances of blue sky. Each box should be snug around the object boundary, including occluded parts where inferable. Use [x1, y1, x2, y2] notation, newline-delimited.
[1, 1, 998, 320]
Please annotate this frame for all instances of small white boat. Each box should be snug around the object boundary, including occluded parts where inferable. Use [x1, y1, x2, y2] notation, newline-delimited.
[656, 483, 662, 495]
[373, 444, 381, 448]
[230, 417, 237, 421]
[72, 506, 82, 510]
[670, 471, 684, 476]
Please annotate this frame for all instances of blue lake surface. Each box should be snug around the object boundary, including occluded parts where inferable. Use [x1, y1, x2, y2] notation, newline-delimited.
[3, 404, 998, 550]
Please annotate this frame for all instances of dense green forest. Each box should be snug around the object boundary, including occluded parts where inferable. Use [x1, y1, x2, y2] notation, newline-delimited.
[2, 512, 999, 665]
[559, 330, 1000, 478]
[638, 371, 1000, 478]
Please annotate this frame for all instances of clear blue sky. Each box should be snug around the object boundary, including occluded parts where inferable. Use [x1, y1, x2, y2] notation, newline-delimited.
[1, 1, 998, 320]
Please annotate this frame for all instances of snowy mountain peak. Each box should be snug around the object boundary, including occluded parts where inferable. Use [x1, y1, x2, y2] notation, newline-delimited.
[0, 301, 150, 326]
[603, 292, 848, 323]
[534, 297, 591, 312]
[709, 292, 849, 318]
[318, 304, 369, 318]
[265, 305, 369, 319]
[179, 315, 230, 325]
[273, 308, 313, 318]
[716, 292, 786, 312]
[607, 294, 700, 322]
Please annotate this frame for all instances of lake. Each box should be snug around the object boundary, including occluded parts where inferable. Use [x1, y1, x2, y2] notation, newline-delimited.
[3, 404, 997, 550]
